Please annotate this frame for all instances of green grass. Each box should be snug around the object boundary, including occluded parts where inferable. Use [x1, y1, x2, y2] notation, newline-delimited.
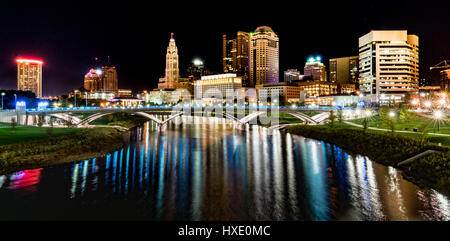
[330, 121, 450, 147]
[0, 123, 82, 146]
[350, 113, 450, 134]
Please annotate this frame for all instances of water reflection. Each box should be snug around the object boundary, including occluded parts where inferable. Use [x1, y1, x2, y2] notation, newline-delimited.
[0, 116, 449, 221]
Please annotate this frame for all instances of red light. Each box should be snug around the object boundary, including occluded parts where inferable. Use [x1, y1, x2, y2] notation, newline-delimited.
[16, 58, 44, 65]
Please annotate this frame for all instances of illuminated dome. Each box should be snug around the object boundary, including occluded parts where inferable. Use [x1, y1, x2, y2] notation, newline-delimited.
[254, 26, 274, 34]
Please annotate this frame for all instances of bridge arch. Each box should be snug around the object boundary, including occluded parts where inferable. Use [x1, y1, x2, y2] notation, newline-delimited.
[76, 111, 183, 127]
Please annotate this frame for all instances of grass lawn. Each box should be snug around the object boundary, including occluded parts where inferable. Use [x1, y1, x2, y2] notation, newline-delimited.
[329, 121, 450, 147]
[350, 113, 450, 135]
[0, 122, 83, 146]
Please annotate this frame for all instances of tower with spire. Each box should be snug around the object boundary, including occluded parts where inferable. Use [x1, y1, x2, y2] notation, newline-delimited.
[158, 32, 180, 89]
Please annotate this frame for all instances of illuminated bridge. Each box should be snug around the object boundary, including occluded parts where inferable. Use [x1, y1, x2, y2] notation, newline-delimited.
[0, 105, 349, 130]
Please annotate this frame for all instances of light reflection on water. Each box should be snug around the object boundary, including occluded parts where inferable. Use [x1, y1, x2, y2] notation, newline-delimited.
[0, 116, 449, 221]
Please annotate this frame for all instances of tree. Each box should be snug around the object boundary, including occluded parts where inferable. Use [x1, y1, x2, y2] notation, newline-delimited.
[363, 117, 369, 133]
[399, 106, 415, 129]
[418, 122, 430, 146]
[337, 108, 344, 123]
[327, 111, 337, 127]
[37, 113, 45, 127]
[10, 117, 17, 131]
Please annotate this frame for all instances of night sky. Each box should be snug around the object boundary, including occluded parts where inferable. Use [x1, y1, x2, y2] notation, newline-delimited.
[0, 1, 449, 96]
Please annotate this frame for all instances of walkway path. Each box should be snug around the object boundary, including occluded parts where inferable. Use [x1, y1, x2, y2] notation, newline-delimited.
[416, 112, 450, 122]
[343, 121, 450, 137]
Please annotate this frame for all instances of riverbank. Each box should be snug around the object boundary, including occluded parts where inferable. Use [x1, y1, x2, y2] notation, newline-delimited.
[0, 127, 128, 175]
[0, 122, 83, 146]
[285, 123, 450, 195]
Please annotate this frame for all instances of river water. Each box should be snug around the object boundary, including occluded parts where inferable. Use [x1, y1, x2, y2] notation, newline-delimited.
[0, 116, 448, 221]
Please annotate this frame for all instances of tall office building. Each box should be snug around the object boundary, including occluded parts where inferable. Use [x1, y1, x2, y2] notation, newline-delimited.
[249, 26, 279, 87]
[84, 69, 102, 92]
[158, 33, 180, 89]
[359, 30, 419, 102]
[329, 56, 359, 87]
[304, 57, 327, 82]
[101, 65, 118, 94]
[16, 58, 43, 98]
[223, 31, 250, 86]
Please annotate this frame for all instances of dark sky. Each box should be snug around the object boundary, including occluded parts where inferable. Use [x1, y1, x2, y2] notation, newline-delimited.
[0, 1, 449, 96]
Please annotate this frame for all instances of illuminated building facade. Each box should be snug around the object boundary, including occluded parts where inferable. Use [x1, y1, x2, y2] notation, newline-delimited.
[249, 26, 279, 87]
[158, 33, 179, 89]
[256, 82, 303, 103]
[297, 81, 339, 97]
[194, 74, 242, 98]
[223, 31, 250, 86]
[359, 30, 419, 103]
[84, 69, 102, 92]
[101, 65, 118, 94]
[117, 89, 133, 98]
[304, 57, 327, 82]
[329, 56, 359, 86]
[16, 58, 43, 98]
[440, 69, 450, 91]
[284, 69, 302, 83]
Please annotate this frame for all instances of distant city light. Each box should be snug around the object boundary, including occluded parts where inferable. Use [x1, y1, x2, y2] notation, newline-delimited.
[193, 59, 204, 66]
[16, 58, 44, 65]
[16, 101, 26, 108]
[96, 69, 102, 75]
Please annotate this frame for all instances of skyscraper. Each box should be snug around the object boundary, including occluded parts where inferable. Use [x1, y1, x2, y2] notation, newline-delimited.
[359, 30, 419, 102]
[16, 58, 43, 98]
[329, 56, 359, 86]
[101, 65, 118, 94]
[222, 31, 250, 86]
[304, 57, 327, 82]
[84, 69, 102, 92]
[158, 33, 180, 90]
[249, 26, 279, 87]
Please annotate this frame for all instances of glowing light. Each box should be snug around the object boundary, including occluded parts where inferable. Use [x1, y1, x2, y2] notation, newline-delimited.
[16, 101, 26, 108]
[96, 69, 102, 75]
[424, 101, 432, 108]
[439, 99, 446, 105]
[411, 99, 419, 105]
[193, 59, 203, 66]
[365, 110, 371, 116]
[389, 111, 396, 118]
[16, 58, 44, 65]
[434, 110, 443, 119]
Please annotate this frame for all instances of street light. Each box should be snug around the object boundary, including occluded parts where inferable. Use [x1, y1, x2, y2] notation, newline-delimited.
[13, 94, 17, 111]
[424, 101, 432, 108]
[434, 110, 443, 133]
[1, 92, 5, 110]
[389, 111, 396, 118]
[74, 90, 77, 108]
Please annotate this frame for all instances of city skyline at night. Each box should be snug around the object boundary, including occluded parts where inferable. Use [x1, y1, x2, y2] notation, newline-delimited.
[0, 1, 450, 96]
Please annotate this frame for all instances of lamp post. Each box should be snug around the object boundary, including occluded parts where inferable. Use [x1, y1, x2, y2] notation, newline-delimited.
[74, 90, 77, 108]
[13, 94, 17, 108]
[1, 92, 5, 110]
[434, 110, 443, 133]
